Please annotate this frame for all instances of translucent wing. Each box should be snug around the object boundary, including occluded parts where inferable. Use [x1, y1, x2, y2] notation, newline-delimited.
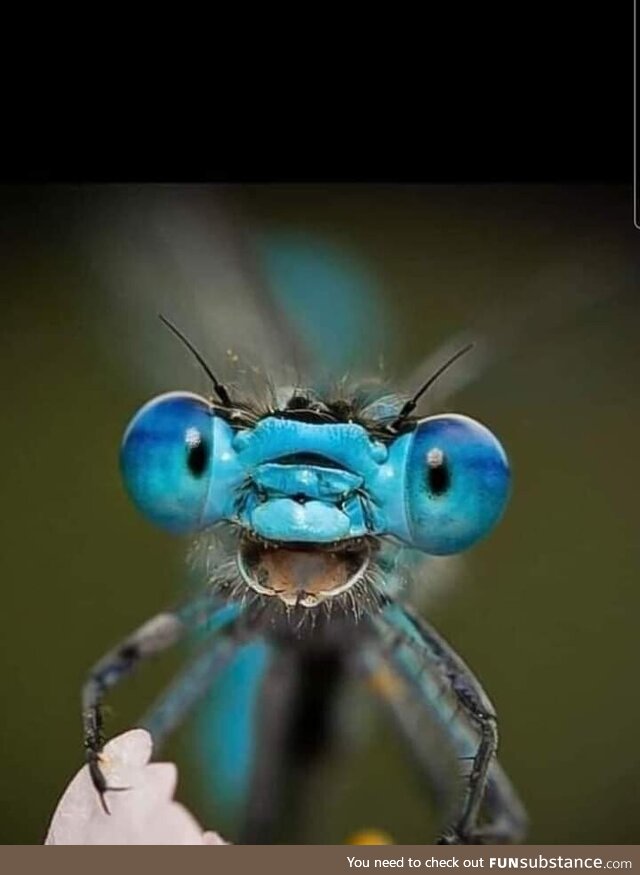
[195, 641, 271, 831]
[84, 186, 391, 399]
[85, 187, 301, 396]
[253, 230, 390, 383]
[399, 249, 636, 413]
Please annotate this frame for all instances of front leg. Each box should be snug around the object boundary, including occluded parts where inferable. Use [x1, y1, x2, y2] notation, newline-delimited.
[434, 668, 498, 844]
[82, 596, 234, 809]
[367, 600, 526, 844]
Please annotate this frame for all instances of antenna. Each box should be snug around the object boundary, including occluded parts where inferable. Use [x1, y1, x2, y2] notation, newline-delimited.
[158, 314, 232, 407]
[391, 342, 474, 429]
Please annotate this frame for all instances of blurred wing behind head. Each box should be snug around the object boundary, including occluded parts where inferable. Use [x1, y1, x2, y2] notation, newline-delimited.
[254, 230, 389, 382]
[87, 187, 388, 399]
[399, 251, 636, 413]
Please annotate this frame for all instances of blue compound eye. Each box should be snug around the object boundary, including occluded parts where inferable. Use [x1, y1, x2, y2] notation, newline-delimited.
[404, 414, 510, 555]
[120, 392, 218, 534]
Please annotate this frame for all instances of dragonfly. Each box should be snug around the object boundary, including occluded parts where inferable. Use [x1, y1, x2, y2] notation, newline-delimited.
[81, 189, 528, 844]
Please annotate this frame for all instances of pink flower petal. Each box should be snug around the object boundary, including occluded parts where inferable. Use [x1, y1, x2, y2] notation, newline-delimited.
[45, 729, 226, 845]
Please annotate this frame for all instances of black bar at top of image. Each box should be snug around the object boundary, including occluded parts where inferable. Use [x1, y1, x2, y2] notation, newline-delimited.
[0, 9, 630, 185]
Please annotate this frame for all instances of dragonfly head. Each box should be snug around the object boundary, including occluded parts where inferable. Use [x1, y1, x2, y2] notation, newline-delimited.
[120, 389, 510, 610]
[223, 413, 380, 606]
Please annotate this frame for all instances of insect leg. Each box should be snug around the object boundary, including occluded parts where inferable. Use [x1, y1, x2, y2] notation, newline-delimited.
[81, 595, 235, 808]
[366, 600, 527, 844]
[479, 759, 528, 844]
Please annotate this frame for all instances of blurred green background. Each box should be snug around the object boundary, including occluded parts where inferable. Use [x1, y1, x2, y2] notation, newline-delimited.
[1, 185, 639, 844]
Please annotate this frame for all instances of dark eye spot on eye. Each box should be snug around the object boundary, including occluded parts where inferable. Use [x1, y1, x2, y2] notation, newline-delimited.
[185, 431, 209, 478]
[428, 463, 450, 495]
[426, 448, 450, 496]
